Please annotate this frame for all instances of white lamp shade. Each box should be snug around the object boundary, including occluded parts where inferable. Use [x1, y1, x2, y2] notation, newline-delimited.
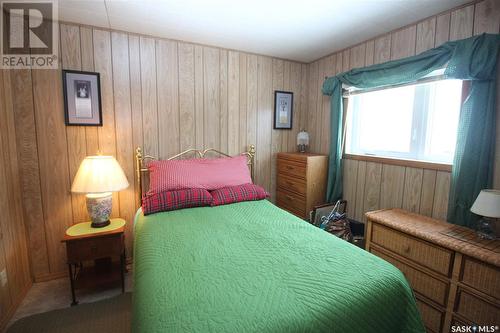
[470, 189, 500, 218]
[71, 156, 129, 194]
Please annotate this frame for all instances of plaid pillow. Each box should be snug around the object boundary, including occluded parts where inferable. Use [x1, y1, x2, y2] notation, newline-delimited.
[142, 188, 213, 215]
[211, 184, 269, 206]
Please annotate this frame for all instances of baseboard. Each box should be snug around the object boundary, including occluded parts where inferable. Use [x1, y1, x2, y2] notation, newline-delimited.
[33, 257, 134, 283]
[0, 281, 32, 332]
[33, 270, 67, 283]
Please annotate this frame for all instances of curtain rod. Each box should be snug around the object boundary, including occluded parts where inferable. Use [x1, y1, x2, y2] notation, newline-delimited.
[341, 74, 450, 97]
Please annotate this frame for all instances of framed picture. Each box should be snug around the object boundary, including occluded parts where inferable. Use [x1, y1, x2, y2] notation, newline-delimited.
[62, 70, 102, 126]
[274, 91, 293, 129]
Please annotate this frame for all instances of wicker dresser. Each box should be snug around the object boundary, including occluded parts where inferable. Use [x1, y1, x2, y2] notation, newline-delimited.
[276, 152, 328, 219]
[365, 209, 500, 333]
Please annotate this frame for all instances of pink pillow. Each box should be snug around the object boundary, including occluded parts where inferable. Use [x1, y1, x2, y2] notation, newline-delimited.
[148, 155, 252, 194]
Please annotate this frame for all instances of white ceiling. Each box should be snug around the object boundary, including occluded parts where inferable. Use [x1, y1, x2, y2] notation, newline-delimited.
[58, 0, 471, 63]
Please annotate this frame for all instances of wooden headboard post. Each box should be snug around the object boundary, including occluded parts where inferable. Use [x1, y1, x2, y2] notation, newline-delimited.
[135, 145, 256, 203]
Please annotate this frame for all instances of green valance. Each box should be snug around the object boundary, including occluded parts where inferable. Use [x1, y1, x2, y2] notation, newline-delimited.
[322, 33, 500, 228]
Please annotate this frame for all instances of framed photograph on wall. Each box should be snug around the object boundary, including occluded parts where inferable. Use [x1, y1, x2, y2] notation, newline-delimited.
[274, 91, 293, 129]
[62, 70, 102, 126]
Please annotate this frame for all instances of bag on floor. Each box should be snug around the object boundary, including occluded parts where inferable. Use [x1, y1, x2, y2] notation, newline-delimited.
[319, 200, 353, 242]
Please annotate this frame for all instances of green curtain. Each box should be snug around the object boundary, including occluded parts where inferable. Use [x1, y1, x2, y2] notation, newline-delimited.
[322, 33, 500, 228]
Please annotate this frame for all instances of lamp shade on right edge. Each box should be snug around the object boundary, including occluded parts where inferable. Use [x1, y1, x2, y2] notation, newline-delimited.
[470, 189, 500, 218]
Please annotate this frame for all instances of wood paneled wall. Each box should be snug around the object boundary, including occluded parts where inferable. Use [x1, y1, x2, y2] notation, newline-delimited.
[2, 0, 499, 290]
[306, 0, 500, 221]
[0, 69, 32, 329]
[7, 23, 308, 281]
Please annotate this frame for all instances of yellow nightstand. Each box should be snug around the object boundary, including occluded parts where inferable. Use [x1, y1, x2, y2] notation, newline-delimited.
[62, 218, 126, 306]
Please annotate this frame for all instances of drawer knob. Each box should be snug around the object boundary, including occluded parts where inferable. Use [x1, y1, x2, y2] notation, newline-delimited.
[286, 195, 294, 201]
[286, 165, 294, 170]
[403, 245, 410, 253]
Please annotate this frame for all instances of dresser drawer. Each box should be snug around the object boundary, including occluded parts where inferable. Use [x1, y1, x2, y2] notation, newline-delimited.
[460, 257, 500, 300]
[371, 248, 449, 306]
[276, 189, 306, 216]
[416, 298, 444, 333]
[371, 224, 453, 276]
[277, 159, 306, 179]
[66, 234, 124, 262]
[277, 173, 306, 195]
[455, 288, 500, 324]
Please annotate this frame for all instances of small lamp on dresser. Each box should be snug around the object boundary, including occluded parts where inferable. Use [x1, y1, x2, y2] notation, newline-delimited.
[470, 189, 500, 240]
[297, 129, 309, 153]
[71, 156, 129, 228]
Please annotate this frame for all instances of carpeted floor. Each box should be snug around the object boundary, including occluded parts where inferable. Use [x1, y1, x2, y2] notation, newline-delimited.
[6, 293, 131, 333]
[6, 268, 133, 331]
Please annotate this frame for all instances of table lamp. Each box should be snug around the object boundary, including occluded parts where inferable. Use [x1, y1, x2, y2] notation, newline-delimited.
[297, 129, 309, 153]
[71, 156, 129, 228]
[470, 189, 500, 240]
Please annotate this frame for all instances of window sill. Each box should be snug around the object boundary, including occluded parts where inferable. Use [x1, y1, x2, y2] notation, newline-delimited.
[343, 154, 452, 172]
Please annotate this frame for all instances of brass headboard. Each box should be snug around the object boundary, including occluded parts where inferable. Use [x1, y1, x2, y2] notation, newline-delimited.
[135, 145, 256, 201]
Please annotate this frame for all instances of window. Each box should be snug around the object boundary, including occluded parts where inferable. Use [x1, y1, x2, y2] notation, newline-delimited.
[344, 79, 463, 165]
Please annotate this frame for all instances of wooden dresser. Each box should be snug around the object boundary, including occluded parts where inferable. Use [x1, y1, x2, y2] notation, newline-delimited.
[365, 209, 500, 333]
[276, 152, 328, 219]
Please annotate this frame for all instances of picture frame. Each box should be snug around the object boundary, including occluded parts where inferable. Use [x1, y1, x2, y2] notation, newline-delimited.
[273, 90, 293, 129]
[62, 70, 102, 126]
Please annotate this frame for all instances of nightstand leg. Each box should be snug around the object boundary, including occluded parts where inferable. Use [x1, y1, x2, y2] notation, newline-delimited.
[68, 263, 78, 306]
[120, 251, 125, 293]
[124, 246, 128, 273]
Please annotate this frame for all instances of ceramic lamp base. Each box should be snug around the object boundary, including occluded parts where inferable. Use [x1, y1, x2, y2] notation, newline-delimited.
[86, 192, 112, 228]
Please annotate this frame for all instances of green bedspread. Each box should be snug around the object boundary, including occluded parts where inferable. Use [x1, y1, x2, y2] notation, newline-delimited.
[133, 200, 424, 333]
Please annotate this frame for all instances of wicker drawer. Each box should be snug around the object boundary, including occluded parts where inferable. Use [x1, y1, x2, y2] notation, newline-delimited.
[277, 173, 306, 195]
[371, 248, 449, 306]
[455, 288, 500, 324]
[371, 224, 453, 276]
[276, 189, 306, 216]
[66, 234, 124, 263]
[450, 316, 471, 327]
[416, 298, 444, 333]
[277, 159, 306, 179]
[460, 257, 500, 299]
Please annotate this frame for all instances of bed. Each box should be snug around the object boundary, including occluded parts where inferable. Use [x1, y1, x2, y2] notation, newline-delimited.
[132, 146, 424, 333]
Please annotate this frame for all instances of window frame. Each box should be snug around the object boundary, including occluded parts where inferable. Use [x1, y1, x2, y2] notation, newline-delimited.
[341, 77, 469, 172]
